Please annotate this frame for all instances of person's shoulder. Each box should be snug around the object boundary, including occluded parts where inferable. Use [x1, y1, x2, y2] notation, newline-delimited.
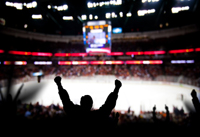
[68, 104, 81, 112]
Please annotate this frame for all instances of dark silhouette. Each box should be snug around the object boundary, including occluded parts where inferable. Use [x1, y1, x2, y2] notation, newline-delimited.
[152, 104, 170, 123]
[189, 89, 200, 130]
[165, 104, 170, 123]
[54, 76, 122, 134]
[191, 89, 200, 114]
[152, 105, 157, 122]
[0, 83, 23, 120]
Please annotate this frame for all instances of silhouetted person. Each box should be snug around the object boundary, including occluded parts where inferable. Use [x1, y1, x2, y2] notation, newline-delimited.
[0, 83, 24, 134]
[189, 89, 200, 130]
[165, 104, 170, 123]
[191, 89, 200, 114]
[152, 104, 170, 123]
[54, 76, 122, 134]
[152, 105, 157, 123]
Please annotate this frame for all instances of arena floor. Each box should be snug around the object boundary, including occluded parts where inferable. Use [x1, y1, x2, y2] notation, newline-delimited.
[2, 76, 200, 115]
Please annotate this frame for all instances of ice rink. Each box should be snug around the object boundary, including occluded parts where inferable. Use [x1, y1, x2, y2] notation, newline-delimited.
[1, 76, 199, 115]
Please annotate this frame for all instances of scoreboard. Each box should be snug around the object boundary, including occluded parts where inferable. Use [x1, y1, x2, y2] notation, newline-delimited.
[83, 20, 111, 54]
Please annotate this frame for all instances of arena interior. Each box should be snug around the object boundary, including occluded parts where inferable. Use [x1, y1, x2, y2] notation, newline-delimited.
[0, 0, 200, 135]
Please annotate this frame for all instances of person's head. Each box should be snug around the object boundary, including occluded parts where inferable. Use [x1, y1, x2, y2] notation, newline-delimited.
[80, 95, 93, 111]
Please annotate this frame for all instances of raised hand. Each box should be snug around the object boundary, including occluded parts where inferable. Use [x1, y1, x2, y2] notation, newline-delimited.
[165, 105, 170, 122]
[54, 76, 62, 85]
[165, 104, 169, 111]
[153, 105, 156, 111]
[115, 79, 122, 88]
[54, 76, 63, 91]
[152, 105, 157, 122]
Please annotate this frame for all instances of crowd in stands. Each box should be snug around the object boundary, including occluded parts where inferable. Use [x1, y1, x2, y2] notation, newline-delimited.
[1, 32, 199, 54]
[0, 64, 199, 87]
[55, 64, 199, 81]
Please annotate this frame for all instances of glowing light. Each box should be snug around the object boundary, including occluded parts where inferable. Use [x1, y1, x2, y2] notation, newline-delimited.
[82, 27, 86, 32]
[108, 25, 112, 32]
[88, 0, 121, 8]
[9, 50, 31, 55]
[87, 2, 93, 8]
[63, 4, 68, 10]
[31, 52, 52, 56]
[195, 48, 200, 52]
[142, 0, 159, 3]
[15, 61, 27, 65]
[5, 1, 23, 10]
[0, 50, 4, 53]
[137, 9, 155, 16]
[106, 13, 111, 18]
[112, 12, 116, 18]
[24, 24, 28, 28]
[126, 52, 144, 55]
[171, 60, 194, 64]
[126, 12, 132, 17]
[119, 12, 123, 17]
[107, 52, 124, 56]
[54, 53, 87, 57]
[4, 61, 27, 65]
[47, 5, 51, 9]
[14, 3, 23, 10]
[32, 14, 42, 19]
[89, 14, 93, 20]
[171, 6, 189, 14]
[94, 15, 98, 19]
[81, 15, 87, 20]
[126, 60, 162, 64]
[169, 48, 194, 54]
[48, 4, 68, 11]
[34, 61, 52, 65]
[63, 16, 73, 20]
[26, 1, 37, 8]
[58, 61, 89, 65]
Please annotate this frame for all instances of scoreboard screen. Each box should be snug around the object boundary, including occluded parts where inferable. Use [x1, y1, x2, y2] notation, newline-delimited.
[83, 20, 111, 54]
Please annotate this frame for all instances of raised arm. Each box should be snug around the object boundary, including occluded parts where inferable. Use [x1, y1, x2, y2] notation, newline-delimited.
[165, 105, 170, 123]
[54, 76, 74, 113]
[152, 105, 157, 122]
[99, 79, 122, 116]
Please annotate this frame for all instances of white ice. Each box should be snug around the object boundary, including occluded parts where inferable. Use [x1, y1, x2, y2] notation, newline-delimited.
[1, 77, 199, 115]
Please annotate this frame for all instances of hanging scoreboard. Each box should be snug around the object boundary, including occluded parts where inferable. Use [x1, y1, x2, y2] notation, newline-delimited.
[83, 20, 111, 54]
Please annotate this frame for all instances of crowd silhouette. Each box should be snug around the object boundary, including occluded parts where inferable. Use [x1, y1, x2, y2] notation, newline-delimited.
[0, 75, 200, 136]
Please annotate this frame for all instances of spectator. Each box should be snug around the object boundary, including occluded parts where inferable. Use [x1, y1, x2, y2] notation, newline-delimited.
[54, 76, 122, 134]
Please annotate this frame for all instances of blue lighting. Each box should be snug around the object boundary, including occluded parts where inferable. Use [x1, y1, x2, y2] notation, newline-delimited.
[112, 27, 122, 34]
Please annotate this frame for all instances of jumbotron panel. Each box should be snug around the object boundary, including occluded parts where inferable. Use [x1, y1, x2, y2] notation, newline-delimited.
[83, 20, 111, 54]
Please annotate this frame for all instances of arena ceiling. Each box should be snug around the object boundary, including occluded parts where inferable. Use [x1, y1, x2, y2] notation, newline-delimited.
[0, 0, 199, 35]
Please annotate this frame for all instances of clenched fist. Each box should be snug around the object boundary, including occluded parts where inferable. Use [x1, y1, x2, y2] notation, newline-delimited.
[54, 76, 62, 84]
[115, 79, 122, 88]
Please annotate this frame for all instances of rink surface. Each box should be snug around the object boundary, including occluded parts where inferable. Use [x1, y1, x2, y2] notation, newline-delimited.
[2, 76, 199, 115]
